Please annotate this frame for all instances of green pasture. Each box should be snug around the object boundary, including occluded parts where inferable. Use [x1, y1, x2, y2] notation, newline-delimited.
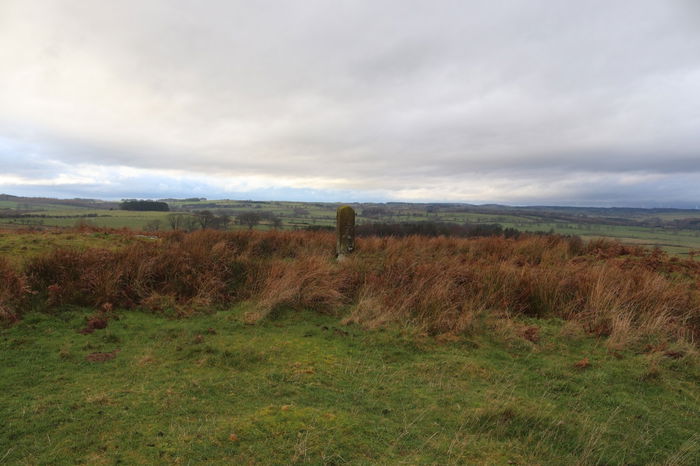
[0, 231, 151, 266]
[1, 308, 698, 464]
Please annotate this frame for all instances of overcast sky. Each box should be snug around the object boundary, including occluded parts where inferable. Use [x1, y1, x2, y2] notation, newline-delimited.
[1, 0, 699, 207]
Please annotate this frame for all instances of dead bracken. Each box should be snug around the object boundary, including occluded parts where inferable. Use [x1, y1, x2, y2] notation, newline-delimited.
[1, 229, 699, 348]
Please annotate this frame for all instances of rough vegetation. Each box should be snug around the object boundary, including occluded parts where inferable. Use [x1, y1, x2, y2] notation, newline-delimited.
[1, 228, 700, 463]
[2, 229, 699, 348]
[0, 256, 27, 323]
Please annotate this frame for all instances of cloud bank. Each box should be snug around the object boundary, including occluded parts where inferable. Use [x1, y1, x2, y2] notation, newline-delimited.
[1, 0, 699, 206]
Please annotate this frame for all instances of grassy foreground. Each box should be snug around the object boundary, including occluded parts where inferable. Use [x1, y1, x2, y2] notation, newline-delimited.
[2, 307, 699, 465]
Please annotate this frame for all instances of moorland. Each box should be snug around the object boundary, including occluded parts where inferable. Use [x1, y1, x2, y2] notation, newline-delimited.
[1, 196, 700, 464]
[3, 193, 700, 256]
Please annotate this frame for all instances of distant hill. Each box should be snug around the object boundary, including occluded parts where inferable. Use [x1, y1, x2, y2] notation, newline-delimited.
[0, 194, 120, 210]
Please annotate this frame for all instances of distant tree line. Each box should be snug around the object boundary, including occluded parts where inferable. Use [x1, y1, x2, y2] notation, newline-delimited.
[668, 218, 700, 230]
[144, 210, 283, 232]
[305, 221, 521, 238]
[157, 197, 207, 202]
[360, 207, 392, 218]
[181, 203, 225, 209]
[354, 222, 520, 238]
[235, 211, 283, 230]
[120, 200, 170, 212]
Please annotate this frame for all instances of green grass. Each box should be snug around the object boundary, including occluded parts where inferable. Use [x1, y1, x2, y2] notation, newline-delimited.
[0, 210, 171, 230]
[0, 231, 156, 266]
[2, 308, 698, 464]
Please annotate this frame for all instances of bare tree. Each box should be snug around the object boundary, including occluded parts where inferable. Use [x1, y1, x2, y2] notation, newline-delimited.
[167, 213, 198, 231]
[143, 219, 162, 232]
[195, 210, 215, 229]
[167, 213, 187, 230]
[271, 215, 283, 230]
[237, 211, 261, 230]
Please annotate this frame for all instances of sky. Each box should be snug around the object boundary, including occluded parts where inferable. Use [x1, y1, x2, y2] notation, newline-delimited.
[1, 0, 699, 207]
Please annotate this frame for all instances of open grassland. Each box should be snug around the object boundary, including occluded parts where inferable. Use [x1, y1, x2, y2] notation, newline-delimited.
[2, 308, 699, 464]
[1, 229, 700, 463]
[0, 230, 150, 266]
[0, 209, 172, 230]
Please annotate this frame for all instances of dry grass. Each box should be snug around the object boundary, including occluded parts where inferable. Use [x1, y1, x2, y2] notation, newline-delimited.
[0, 256, 29, 323]
[4, 229, 700, 345]
[255, 256, 348, 319]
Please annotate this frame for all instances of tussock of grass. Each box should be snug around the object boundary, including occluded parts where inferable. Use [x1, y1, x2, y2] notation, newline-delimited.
[3, 229, 699, 347]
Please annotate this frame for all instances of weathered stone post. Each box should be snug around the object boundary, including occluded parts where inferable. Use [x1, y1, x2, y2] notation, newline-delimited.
[336, 205, 355, 260]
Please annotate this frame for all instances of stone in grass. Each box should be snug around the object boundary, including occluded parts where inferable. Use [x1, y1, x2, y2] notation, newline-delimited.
[336, 205, 356, 261]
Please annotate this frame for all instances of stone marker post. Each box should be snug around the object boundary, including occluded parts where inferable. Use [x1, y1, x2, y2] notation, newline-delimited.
[336, 205, 355, 260]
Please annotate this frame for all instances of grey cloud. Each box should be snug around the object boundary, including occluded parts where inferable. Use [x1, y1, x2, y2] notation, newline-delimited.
[1, 0, 700, 205]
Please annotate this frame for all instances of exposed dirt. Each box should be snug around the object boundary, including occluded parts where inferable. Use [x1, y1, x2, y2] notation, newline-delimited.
[78, 314, 108, 334]
[86, 349, 120, 363]
[521, 325, 540, 343]
[574, 357, 591, 369]
[664, 350, 685, 359]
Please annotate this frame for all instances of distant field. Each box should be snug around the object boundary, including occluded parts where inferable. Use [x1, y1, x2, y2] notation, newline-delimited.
[2, 197, 700, 255]
[0, 230, 149, 265]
